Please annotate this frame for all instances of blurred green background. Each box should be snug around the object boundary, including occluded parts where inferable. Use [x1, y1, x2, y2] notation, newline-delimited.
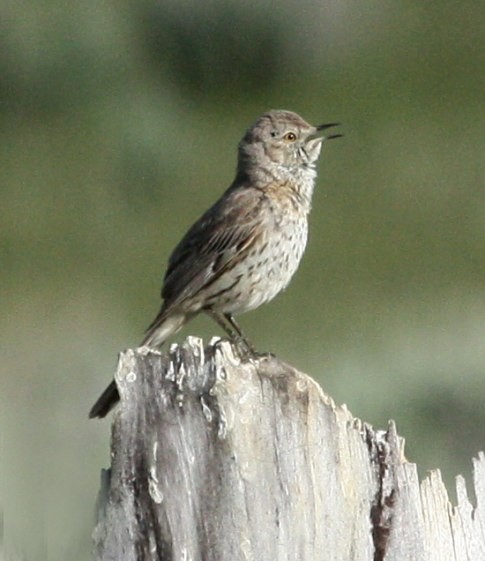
[1, 0, 484, 559]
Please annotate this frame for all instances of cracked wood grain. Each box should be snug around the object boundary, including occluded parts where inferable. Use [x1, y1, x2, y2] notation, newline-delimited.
[92, 337, 485, 561]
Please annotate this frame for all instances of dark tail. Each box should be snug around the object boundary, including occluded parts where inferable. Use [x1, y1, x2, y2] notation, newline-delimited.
[89, 380, 119, 419]
[89, 311, 187, 419]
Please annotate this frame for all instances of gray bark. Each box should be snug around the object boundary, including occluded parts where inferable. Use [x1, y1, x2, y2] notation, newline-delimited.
[92, 337, 485, 561]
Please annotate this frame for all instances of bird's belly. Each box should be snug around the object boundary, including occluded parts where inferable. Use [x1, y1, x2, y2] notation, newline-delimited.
[212, 218, 308, 315]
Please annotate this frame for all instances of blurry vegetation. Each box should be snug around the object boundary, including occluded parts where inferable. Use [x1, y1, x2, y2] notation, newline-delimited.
[1, 0, 484, 560]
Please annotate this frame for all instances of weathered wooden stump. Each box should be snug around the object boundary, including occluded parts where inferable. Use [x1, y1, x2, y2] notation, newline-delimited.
[92, 337, 485, 561]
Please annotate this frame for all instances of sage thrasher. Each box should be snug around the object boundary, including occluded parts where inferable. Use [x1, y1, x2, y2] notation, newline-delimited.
[89, 110, 341, 418]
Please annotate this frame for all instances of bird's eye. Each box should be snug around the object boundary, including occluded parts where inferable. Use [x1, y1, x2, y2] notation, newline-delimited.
[284, 132, 297, 142]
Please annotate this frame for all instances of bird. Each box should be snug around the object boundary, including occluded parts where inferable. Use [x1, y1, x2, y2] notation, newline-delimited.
[89, 110, 341, 418]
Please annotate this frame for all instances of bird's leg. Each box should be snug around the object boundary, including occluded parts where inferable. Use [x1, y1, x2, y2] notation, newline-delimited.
[223, 314, 257, 353]
[207, 309, 238, 339]
[206, 310, 256, 358]
[225, 313, 276, 360]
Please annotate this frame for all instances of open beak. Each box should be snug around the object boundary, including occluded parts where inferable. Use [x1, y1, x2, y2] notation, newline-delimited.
[302, 122, 342, 163]
[316, 122, 343, 140]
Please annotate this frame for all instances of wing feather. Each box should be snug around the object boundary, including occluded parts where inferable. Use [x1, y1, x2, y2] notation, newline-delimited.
[160, 185, 265, 312]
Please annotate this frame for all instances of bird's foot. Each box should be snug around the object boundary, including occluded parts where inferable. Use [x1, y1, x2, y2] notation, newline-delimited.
[232, 338, 275, 363]
[250, 350, 276, 360]
[231, 336, 258, 362]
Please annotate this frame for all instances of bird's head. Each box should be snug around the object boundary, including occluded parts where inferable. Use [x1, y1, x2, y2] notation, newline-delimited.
[238, 110, 341, 171]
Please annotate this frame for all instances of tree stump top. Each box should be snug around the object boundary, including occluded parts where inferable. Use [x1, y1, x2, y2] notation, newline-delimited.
[93, 337, 485, 561]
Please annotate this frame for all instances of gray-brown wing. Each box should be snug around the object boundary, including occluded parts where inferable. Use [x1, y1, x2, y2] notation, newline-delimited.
[160, 186, 265, 312]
